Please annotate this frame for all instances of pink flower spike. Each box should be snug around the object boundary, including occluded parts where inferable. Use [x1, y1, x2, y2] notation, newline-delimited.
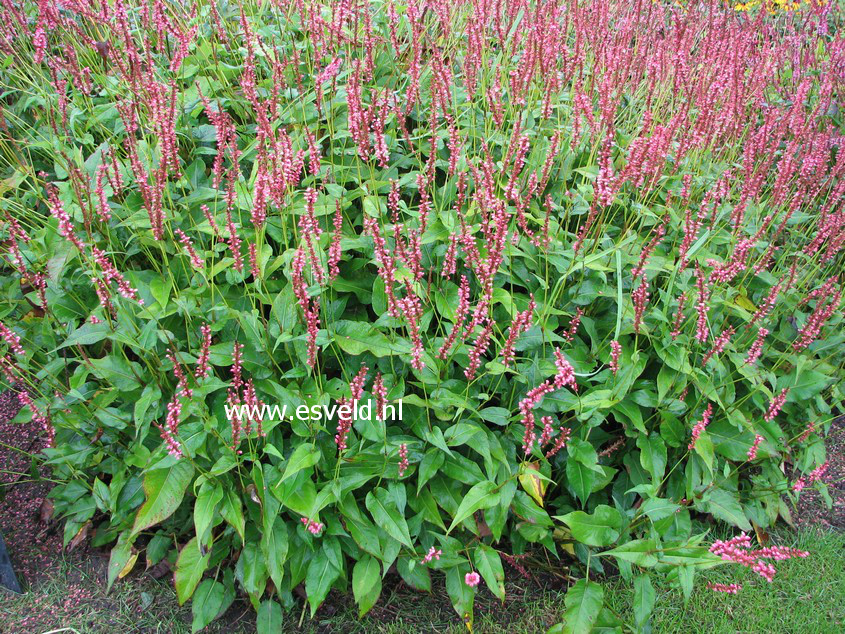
[552, 349, 578, 392]
[744, 328, 769, 365]
[609, 340, 621, 376]
[398, 443, 409, 477]
[300, 517, 324, 535]
[765, 389, 789, 422]
[465, 572, 480, 587]
[545, 427, 572, 458]
[707, 582, 742, 594]
[689, 404, 713, 450]
[747, 434, 763, 461]
[175, 229, 204, 270]
[0, 322, 25, 356]
[195, 324, 212, 380]
[421, 547, 441, 565]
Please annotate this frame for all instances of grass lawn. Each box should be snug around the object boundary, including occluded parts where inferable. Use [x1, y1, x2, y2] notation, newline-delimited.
[0, 528, 842, 633]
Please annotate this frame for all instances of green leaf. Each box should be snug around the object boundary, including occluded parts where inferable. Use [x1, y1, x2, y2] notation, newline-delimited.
[362, 195, 381, 217]
[478, 407, 511, 426]
[256, 599, 284, 634]
[192, 579, 226, 633]
[445, 566, 475, 625]
[90, 355, 143, 391]
[134, 384, 161, 426]
[150, 276, 171, 308]
[566, 459, 596, 507]
[57, 321, 110, 349]
[447, 480, 499, 534]
[474, 544, 505, 601]
[693, 432, 714, 470]
[707, 419, 754, 461]
[557, 505, 622, 547]
[174, 536, 210, 605]
[602, 539, 659, 567]
[280, 443, 320, 484]
[238, 539, 268, 608]
[703, 488, 752, 531]
[562, 578, 604, 634]
[417, 449, 445, 494]
[332, 320, 411, 357]
[633, 574, 656, 629]
[637, 433, 667, 483]
[131, 461, 194, 537]
[640, 497, 680, 522]
[306, 546, 341, 616]
[194, 481, 222, 546]
[220, 488, 246, 544]
[107, 532, 133, 591]
[397, 557, 431, 592]
[366, 488, 413, 548]
[261, 516, 289, 593]
[353, 555, 382, 617]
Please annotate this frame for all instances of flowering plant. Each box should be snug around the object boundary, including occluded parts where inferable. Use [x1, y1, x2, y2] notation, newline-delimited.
[1, 0, 843, 630]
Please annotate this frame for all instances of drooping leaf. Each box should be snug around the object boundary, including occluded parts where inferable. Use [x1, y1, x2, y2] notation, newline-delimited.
[191, 579, 226, 633]
[174, 536, 210, 605]
[703, 488, 752, 531]
[256, 599, 284, 634]
[633, 574, 656, 629]
[132, 461, 194, 537]
[305, 545, 341, 616]
[473, 544, 505, 601]
[560, 578, 604, 634]
[352, 555, 382, 617]
[602, 539, 659, 567]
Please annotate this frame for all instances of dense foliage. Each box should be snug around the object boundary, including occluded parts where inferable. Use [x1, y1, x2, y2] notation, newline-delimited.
[1, 0, 843, 630]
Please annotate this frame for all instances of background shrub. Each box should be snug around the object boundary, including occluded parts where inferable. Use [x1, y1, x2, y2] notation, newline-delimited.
[0, 0, 843, 629]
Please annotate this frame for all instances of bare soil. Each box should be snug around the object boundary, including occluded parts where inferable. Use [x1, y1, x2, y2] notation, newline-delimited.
[794, 414, 845, 530]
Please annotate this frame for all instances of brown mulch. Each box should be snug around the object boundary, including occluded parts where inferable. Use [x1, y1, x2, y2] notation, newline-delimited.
[0, 388, 63, 590]
[795, 414, 845, 530]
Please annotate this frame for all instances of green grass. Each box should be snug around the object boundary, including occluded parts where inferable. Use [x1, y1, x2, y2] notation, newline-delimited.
[604, 528, 845, 632]
[1, 529, 842, 633]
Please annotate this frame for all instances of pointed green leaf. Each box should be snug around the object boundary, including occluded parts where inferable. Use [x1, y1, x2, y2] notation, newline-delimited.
[703, 488, 752, 531]
[633, 574, 656, 628]
[447, 480, 498, 534]
[261, 516, 289, 592]
[280, 443, 320, 484]
[445, 566, 475, 626]
[353, 555, 382, 617]
[194, 481, 223, 546]
[174, 536, 210, 605]
[191, 579, 225, 633]
[602, 539, 659, 567]
[365, 488, 413, 548]
[473, 544, 505, 601]
[557, 505, 622, 547]
[306, 546, 341, 616]
[131, 461, 194, 537]
[566, 459, 596, 507]
[256, 599, 284, 634]
[562, 578, 604, 634]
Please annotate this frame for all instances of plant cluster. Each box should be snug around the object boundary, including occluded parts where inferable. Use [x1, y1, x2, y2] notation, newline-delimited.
[0, 0, 843, 630]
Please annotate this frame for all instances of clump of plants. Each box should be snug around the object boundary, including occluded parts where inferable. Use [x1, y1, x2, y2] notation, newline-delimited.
[0, 0, 843, 630]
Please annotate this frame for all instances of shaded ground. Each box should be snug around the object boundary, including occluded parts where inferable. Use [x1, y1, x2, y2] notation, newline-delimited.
[0, 389, 62, 590]
[795, 414, 845, 529]
[0, 393, 843, 632]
